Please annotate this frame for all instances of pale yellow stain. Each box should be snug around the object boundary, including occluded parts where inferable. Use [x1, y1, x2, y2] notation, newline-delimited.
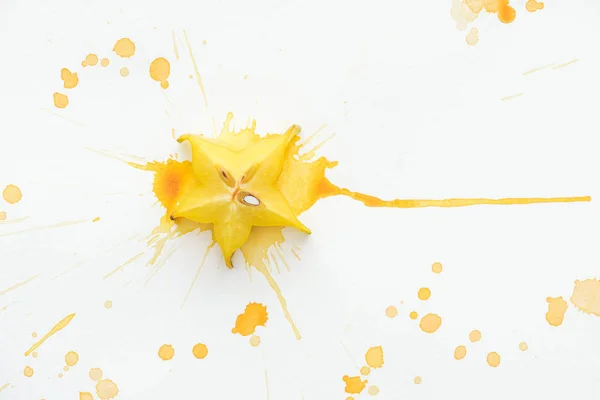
[469, 330, 481, 342]
[519, 342, 528, 351]
[451, 0, 478, 31]
[89, 368, 103, 382]
[96, 379, 119, 399]
[150, 57, 170, 90]
[466, 27, 479, 46]
[65, 351, 79, 366]
[63, 366, 69, 371]
[546, 296, 568, 326]
[183, 30, 209, 107]
[368, 385, 379, 395]
[80, 392, 94, 400]
[249, 335, 261, 347]
[487, 352, 501, 367]
[160, 80, 169, 89]
[120, 67, 129, 77]
[24, 313, 75, 356]
[61, 68, 79, 89]
[343, 376, 367, 394]
[501, 92, 524, 101]
[24, 366, 34, 377]
[454, 345, 467, 360]
[100, 58, 110, 67]
[419, 314, 442, 333]
[84, 54, 99, 66]
[552, 59, 578, 70]
[0, 211, 5, 221]
[104, 300, 112, 309]
[32, 352, 38, 358]
[414, 376, 422, 384]
[58, 373, 63, 378]
[113, 38, 136, 58]
[570, 279, 600, 316]
[192, 343, 208, 359]
[526, 0, 544, 12]
[0, 275, 39, 297]
[365, 346, 384, 369]
[158, 344, 175, 360]
[232, 303, 268, 336]
[432, 262, 442, 273]
[53, 92, 69, 108]
[172, 31, 180, 60]
[409, 311, 418, 320]
[0, 384, 9, 393]
[418, 287, 431, 300]
[385, 306, 397, 318]
[360, 366, 370, 376]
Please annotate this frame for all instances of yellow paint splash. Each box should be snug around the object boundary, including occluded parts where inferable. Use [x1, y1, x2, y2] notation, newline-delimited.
[546, 296, 568, 326]
[158, 344, 175, 360]
[519, 342, 528, 351]
[432, 262, 443, 273]
[232, 303, 268, 336]
[24, 313, 75, 356]
[104, 300, 112, 309]
[249, 335, 261, 347]
[487, 352, 501, 367]
[454, 345, 467, 360]
[89, 368, 103, 381]
[61, 68, 79, 89]
[53, 92, 68, 108]
[101, 58, 110, 67]
[360, 366, 370, 376]
[414, 376, 422, 384]
[409, 311, 419, 320]
[368, 385, 379, 395]
[419, 313, 442, 333]
[113, 38, 135, 58]
[84, 54, 98, 66]
[96, 379, 119, 399]
[65, 351, 79, 366]
[385, 306, 397, 318]
[469, 330, 481, 342]
[150, 57, 170, 89]
[192, 343, 208, 359]
[526, 0, 544, 12]
[418, 287, 431, 300]
[343, 375, 367, 394]
[80, 392, 94, 400]
[365, 346, 384, 369]
[24, 366, 34, 377]
[570, 279, 600, 316]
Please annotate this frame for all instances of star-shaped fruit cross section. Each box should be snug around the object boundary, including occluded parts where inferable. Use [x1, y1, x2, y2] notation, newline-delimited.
[172, 125, 311, 268]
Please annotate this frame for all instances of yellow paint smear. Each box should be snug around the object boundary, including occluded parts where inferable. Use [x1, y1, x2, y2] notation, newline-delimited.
[365, 346, 384, 368]
[232, 302, 268, 336]
[553, 59, 578, 70]
[24, 313, 75, 356]
[570, 278, 600, 316]
[0, 218, 93, 237]
[546, 296, 568, 326]
[172, 31, 180, 60]
[343, 375, 367, 394]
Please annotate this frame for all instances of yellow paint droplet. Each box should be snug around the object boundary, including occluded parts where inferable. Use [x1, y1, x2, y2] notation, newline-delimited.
[368, 385, 379, 396]
[419, 313, 442, 333]
[192, 343, 208, 359]
[81, 61, 87, 67]
[150, 57, 171, 83]
[104, 300, 112, 309]
[546, 296, 568, 326]
[385, 306, 397, 318]
[469, 330, 481, 342]
[519, 342, 528, 351]
[409, 311, 418, 320]
[249, 335, 261, 347]
[89, 368, 103, 382]
[85, 54, 99, 66]
[526, 0, 544, 12]
[158, 344, 175, 360]
[365, 346, 384, 369]
[58, 373, 63, 378]
[342, 375, 367, 394]
[466, 27, 479, 46]
[0, 211, 6, 221]
[120, 67, 129, 77]
[101, 58, 110, 67]
[414, 376, 422, 384]
[202, 40, 207, 45]
[3, 185, 22, 204]
[189, 74, 193, 79]
[487, 352, 501, 367]
[498, 4, 516, 23]
[32, 332, 37, 338]
[65, 351, 79, 366]
[570, 279, 600, 316]
[418, 287, 431, 300]
[113, 38, 136, 58]
[93, 217, 100, 222]
[80, 392, 94, 400]
[53, 92, 69, 108]
[32, 352, 38, 358]
[24, 366, 34, 377]
[232, 303, 268, 336]
[454, 345, 467, 360]
[60, 68, 79, 89]
[63, 366, 69, 371]
[431, 262, 442, 273]
[160, 80, 169, 89]
[360, 366, 371, 376]
[96, 379, 119, 400]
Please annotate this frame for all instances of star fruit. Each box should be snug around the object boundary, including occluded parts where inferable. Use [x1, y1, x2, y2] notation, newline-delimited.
[172, 125, 311, 268]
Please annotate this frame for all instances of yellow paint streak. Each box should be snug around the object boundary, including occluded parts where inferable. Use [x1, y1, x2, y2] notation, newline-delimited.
[232, 303, 268, 336]
[454, 345, 467, 360]
[103, 251, 145, 279]
[523, 64, 554, 75]
[570, 279, 600, 316]
[368, 385, 379, 395]
[0, 218, 92, 237]
[487, 352, 501, 367]
[113, 38, 135, 58]
[172, 31, 180, 60]
[0, 383, 9, 393]
[265, 369, 270, 400]
[158, 344, 175, 360]
[419, 313, 442, 333]
[24, 313, 75, 356]
[96, 379, 119, 399]
[183, 30, 208, 108]
[553, 59, 578, 70]
[546, 296, 568, 326]
[192, 343, 208, 359]
[343, 376, 367, 394]
[0, 275, 39, 296]
[291, 248, 301, 260]
[501, 92, 524, 101]
[182, 241, 216, 307]
[365, 346, 384, 369]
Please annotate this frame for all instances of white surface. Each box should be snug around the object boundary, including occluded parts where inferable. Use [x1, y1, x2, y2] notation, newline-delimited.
[1, 0, 600, 399]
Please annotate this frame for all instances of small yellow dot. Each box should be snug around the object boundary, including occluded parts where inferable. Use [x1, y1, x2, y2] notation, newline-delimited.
[120, 67, 129, 77]
[192, 343, 208, 359]
[104, 300, 112, 309]
[418, 287, 431, 300]
[101, 58, 110, 67]
[24, 366, 34, 377]
[360, 366, 370, 376]
[469, 330, 481, 343]
[432, 262, 442, 273]
[454, 345, 467, 360]
[414, 376, 422, 384]
[250, 335, 261, 347]
[487, 352, 501, 367]
[160, 80, 169, 89]
[385, 306, 398, 318]
[409, 311, 418, 320]
[519, 342, 528, 351]
[368, 385, 379, 395]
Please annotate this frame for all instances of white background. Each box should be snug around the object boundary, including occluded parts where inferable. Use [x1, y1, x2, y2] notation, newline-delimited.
[1, 0, 600, 399]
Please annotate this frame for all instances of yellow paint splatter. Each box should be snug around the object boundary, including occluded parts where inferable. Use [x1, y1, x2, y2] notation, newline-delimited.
[96, 379, 119, 399]
[32, 352, 37, 358]
[150, 57, 170, 90]
[84, 54, 99, 66]
[232, 303, 268, 336]
[526, 0, 544, 12]
[2, 184, 22, 204]
[432, 262, 442, 273]
[65, 351, 79, 366]
[192, 343, 208, 359]
[0, 211, 6, 221]
[454, 345, 467, 360]
[113, 38, 136, 58]
[61, 68, 79, 89]
[80, 392, 94, 400]
[365, 346, 384, 369]
[104, 300, 112, 309]
[519, 342, 528, 351]
[64, 366, 69, 371]
[93, 217, 100, 222]
[89, 368, 103, 381]
[32, 332, 37, 338]
[419, 314, 442, 333]
[360, 366, 370, 376]
[24, 313, 75, 356]
[249, 335, 261, 347]
[53, 92, 68, 108]
[469, 330, 481, 342]
[158, 344, 175, 360]
[409, 311, 418, 320]
[120, 67, 129, 77]
[160, 80, 169, 89]
[343, 376, 367, 394]
[546, 296, 568, 327]
[487, 352, 501, 367]
[101, 58, 110, 67]
[570, 279, 600, 316]
[385, 306, 397, 318]
[368, 385, 379, 396]
[414, 376, 422, 384]
[58, 373, 63, 378]
[418, 287, 431, 300]
[24, 366, 34, 377]
[466, 27, 479, 46]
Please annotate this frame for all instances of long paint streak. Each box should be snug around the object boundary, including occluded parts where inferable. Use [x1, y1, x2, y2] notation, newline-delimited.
[0, 275, 39, 296]
[183, 30, 208, 108]
[0, 219, 93, 237]
[103, 252, 146, 279]
[24, 313, 75, 356]
[0, 383, 9, 393]
[172, 31, 180, 60]
[181, 241, 216, 307]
